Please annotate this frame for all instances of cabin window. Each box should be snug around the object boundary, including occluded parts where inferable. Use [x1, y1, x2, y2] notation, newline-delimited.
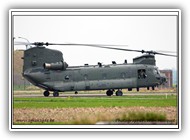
[65, 75, 69, 80]
[138, 69, 147, 79]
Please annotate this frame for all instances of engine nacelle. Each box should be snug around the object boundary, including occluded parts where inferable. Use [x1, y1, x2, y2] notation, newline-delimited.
[43, 61, 68, 70]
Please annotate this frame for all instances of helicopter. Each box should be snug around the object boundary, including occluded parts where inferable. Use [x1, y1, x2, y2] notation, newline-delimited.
[14, 40, 176, 97]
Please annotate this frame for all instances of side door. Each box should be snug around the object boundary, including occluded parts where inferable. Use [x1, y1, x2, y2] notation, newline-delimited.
[137, 68, 148, 87]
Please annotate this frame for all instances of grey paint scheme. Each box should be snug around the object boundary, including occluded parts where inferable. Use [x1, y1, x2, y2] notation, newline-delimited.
[23, 47, 161, 92]
[44, 65, 158, 91]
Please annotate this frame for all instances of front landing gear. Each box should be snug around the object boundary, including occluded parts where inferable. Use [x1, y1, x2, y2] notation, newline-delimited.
[43, 90, 50, 97]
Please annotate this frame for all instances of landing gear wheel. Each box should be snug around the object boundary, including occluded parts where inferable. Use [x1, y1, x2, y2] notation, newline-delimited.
[43, 90, 50, 97]
[136, 88, 139, 92]
[116, 90, 123, 96]
[106, 89, 113, 96]
[53, 91, 59, 97]
[152, 86, 155, 90]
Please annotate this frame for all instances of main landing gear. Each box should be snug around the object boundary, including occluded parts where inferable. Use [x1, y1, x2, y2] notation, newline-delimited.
[106, 89, 114, 96]
[115, 89, 123, 96]
[53, 91, 59, 97]
[43, 90, 50, 97]
[106, 89, 123, 96]
[43, 90, 59, 97]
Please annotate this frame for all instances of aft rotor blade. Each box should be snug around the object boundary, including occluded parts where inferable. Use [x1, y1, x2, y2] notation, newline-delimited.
[14, 41, 33, 45]
[48, 43, 143, 53]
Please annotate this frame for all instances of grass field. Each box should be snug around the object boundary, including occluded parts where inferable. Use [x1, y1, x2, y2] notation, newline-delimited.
[13, 93, 177, 125]
[13, 95, 177, 108]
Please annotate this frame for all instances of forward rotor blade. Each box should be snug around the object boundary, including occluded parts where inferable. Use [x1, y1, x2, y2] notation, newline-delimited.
[143, 50, 177, 57]
[154, 52, 177, 57]
[155, 50, 176, 54]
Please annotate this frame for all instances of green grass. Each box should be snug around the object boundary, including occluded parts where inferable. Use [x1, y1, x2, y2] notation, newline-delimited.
[13, 95, 177, 108]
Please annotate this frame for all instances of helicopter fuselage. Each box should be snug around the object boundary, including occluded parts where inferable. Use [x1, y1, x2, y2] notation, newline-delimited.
[22, 46, 166, 96]
[24, 63, 163, 92]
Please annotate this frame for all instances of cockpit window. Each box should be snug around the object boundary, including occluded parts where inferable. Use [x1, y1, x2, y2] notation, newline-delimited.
[154, 68, 160, 75]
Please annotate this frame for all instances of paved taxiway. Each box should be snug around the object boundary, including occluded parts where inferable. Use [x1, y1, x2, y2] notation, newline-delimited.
[13, 92, 177, 98]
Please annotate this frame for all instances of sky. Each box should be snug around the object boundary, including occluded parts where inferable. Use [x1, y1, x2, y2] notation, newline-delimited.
[13, 10, 178, 70]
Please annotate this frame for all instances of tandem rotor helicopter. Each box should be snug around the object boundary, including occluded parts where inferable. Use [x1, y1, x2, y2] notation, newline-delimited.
[14, 38, 177, 97]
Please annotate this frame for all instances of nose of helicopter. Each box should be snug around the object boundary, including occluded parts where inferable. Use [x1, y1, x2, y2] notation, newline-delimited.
[158, 74, 167, 85]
